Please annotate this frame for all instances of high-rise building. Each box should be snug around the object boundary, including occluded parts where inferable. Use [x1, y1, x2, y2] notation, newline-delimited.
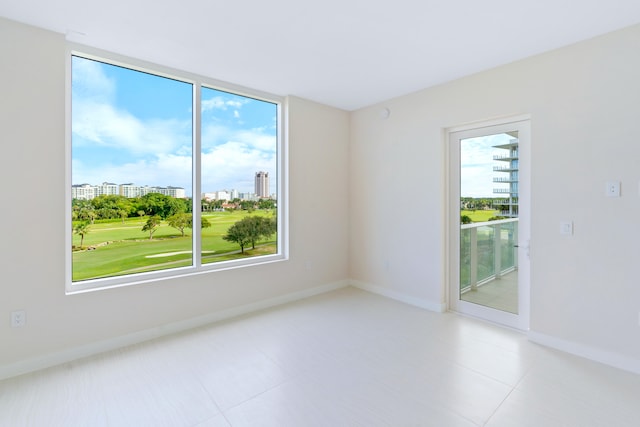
[492, 138, 519, 217]
[255, 171, 269, 198]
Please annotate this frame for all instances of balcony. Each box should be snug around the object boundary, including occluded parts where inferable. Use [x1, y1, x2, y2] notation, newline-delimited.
[493, 166, 518, 172]
[460, 218, 518, 314]
[493, 153, 518, 161]
[493, 199, 518, 206]
[493, 188, 517, 194]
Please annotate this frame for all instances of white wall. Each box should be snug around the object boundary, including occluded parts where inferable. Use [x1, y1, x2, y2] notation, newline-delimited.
[0, 18, 350, 375]
[350, 23, 640, 367]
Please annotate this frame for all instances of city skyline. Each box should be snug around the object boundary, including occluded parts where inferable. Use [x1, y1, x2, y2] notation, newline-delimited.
[72, 178, 275, 201]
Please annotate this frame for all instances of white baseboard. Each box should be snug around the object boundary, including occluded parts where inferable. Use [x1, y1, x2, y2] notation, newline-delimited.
[350, 280, 446, 313]
[528, 331, 640, 375]
[0, 280, 349, 381]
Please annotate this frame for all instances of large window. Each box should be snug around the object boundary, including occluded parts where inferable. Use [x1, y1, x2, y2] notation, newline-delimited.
[68, 52, 284, 292]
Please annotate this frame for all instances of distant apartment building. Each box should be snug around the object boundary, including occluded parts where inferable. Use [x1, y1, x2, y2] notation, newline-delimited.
[72, 183, 185, 200]
[255, 171, 269, 198]
[203, 190, 230, 201]
[239, 192, 258, 201]
[492, 138, 519, 217]
[95, 182, 118, 197]
[119, 183, 141, 198]
[164, 186, 186, 198]
[71, 184, 96, 200]
[202, 189, 241, 201]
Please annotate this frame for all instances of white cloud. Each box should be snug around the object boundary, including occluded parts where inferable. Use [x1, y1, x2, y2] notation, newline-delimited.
[72, 57, 191, 157]
[460, 134, 513, 198]
[201, 96, 249, 113]
[74, 138, 275, 195]
[71, 56, 115, 102]
[201, 141, 276, 193]
[201, 123, 276, 154]
[72, 99, 191, 156]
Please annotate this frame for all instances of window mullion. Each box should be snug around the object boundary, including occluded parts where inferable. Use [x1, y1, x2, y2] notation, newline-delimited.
[193, 82, 202, 268]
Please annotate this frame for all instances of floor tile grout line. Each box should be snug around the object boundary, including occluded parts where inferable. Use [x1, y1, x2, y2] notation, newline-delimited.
[480, 359, 534, 426]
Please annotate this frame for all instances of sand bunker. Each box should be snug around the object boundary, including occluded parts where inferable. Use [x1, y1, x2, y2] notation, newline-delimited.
[146, 250, 215, 258]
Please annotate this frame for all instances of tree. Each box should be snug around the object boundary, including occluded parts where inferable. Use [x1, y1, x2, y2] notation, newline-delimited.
[118, 209, 128, 223]
[247, 216, 276, 249]
[166, 213, 213, 237]
[139, 193, 185, 219]
[167, 212, 191, 237]
[187, 215, 212, 230]
[166, 197, 188, 217]
[240, 200, 256, 211]
[142, 215, 161, 240]
[223, 216, 276, 253]
[87, 210, 97, 224]
[258, 198, 276, 210]
[76, 205, 97, 224]
[223, 220, 252, 253]
[461, 215, 472, 224]
[73, 222, 90, 247]
[201, 216, 212, 229]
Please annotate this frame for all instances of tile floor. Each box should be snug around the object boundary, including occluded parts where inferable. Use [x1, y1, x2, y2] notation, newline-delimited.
[460, 270, 518, 314]
[1, 287, 639, 426]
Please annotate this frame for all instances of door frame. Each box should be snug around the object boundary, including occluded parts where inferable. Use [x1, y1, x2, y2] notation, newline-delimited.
[446, 116, 531, 330]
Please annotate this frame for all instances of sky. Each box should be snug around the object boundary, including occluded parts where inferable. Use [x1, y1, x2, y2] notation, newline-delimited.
[71, 56, 278, 197]
[460, 133, 515, 198]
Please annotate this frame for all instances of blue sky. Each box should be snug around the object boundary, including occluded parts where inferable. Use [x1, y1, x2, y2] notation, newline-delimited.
[71, 56, 277, 197]
[460, 133, 514, 198]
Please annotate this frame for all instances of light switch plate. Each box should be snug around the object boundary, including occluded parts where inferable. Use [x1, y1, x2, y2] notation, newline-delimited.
[560, 221, 573, 235]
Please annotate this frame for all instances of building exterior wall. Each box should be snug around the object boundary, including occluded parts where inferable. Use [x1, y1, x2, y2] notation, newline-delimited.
[255, 171, 269, 198]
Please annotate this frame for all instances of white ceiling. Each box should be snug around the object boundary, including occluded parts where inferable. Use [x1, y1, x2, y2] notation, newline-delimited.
[2, 0, 640, 110]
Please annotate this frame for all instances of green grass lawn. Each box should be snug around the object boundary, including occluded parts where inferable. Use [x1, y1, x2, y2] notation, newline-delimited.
[72, 210, 277, 281]
[461, 209, 500, 223]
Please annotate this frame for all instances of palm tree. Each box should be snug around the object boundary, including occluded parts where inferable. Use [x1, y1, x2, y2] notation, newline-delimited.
[73, 222, 90, 247]
[142, 215, 161, 240]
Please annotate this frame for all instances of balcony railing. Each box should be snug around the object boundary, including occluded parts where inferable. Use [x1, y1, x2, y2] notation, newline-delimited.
[493, 153, 518, 161]
[460, 218, 518, 292]
[493, 199, 518, 206]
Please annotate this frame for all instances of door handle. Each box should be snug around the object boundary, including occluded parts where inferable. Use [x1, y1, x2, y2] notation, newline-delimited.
[514, 240, 530, 257]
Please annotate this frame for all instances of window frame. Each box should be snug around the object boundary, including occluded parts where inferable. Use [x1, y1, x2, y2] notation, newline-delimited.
[65, 45, 288, 294]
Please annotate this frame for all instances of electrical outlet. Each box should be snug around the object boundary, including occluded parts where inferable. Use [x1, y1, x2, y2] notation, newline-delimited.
[11, 310, 26, 328]
[606, 181, 620, 197]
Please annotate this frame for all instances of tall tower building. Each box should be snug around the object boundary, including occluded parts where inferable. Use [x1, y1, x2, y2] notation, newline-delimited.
[492, 138, 519, 217]
[255, 171, 269, 198]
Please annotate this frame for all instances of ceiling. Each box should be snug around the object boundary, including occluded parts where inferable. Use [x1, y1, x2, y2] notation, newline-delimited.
[2, 0, 640, 110]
